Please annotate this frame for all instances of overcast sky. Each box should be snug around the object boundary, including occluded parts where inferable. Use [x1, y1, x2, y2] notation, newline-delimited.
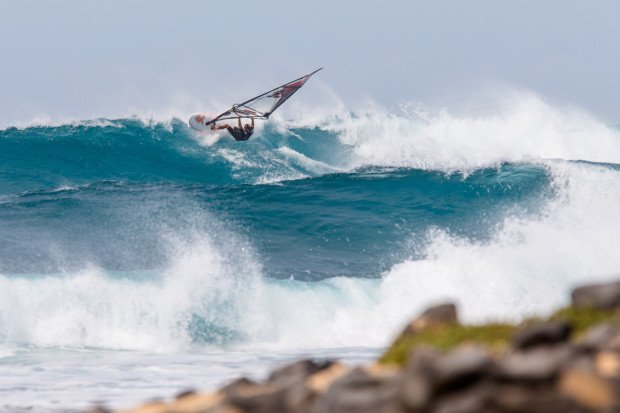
[1, 0, 619, 124]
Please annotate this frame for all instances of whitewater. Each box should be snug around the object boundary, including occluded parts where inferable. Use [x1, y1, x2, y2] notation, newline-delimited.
[1, 91, 619, 411]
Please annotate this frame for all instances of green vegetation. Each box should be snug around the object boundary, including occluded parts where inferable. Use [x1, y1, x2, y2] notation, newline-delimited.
[380, 323, 515, 365]
[551, 306, 618, 336]
[380, 306, 620, 366]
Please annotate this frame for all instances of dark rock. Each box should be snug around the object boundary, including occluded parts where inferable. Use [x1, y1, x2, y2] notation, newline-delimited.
[221, 378, 284, 413]
[261, 360, 334, 413]
[397, 303, 459, 341]
[219, 362, 335, 413]
[383, 304, 458, 367]
[512, 321, 572, 350]
[283, 364, 350, 413]
[495, 346, 573, 382]
[171, 392, 228, 413]
[401, 347, 439, 410]
[220, 377, 258, 394]
[433, 346, 494, 392]
[431, 383, 497, 413]
[400, 346, 493, 411]
[419, 303, 458, 325]
[176, 389, 197, 400]
[572, 280, 620, 310]
[268, 359, 333, 385]
[305, 363, 348, 394]
[565, 353, 597, 373]
[492, 382, 588, 413]
[314, 368, 403, 413]
[283, 380, 317, 413]
[578, 323, 620, 352]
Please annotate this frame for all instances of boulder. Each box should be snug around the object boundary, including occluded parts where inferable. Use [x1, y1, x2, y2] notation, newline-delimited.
[268, 359, 334, 385]
[306, 362, 349, 394]
[492, 383, 587, 413]
[397, 303, 459, 338]
[268, 359, 337, 413]
[572, 280, 620, 310]
[220, 378, 285, 413]
[576, 323, 620, 352]
[169, 392, 225, 413]
[218, 360, 336, 413]
[419, 303, 459, 325]
[558, 368, 615, 410]
[175, 390, 197, 400]
[432, 346, 493, 393]
[431, 383, 496, 413]
[382, 303, 460, 366]
[495, 346, 573, 382]
[400, 347, 439, 410]
[511, 321, 572, 350]
[400, 346, 493, 411]
[314, 367, 403, 413]
[282, 382, 318, 413]
[410, 303, 459, 331]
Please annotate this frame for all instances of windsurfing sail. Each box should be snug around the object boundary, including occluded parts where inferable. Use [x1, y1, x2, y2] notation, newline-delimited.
[204, 68, 322, 126]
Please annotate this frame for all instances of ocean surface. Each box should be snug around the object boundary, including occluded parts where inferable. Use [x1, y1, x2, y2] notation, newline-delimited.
[1, 97, 620, 411]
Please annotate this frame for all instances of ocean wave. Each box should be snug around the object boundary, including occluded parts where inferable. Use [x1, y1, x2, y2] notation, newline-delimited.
[1, 90, 618, 194]
[0, 164, 552, 276]
[315, 92, 620, 171]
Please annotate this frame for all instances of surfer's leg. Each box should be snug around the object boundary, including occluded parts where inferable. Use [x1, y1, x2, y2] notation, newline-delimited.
[212, 123, 231, 131]
[225, 126, 235, 137]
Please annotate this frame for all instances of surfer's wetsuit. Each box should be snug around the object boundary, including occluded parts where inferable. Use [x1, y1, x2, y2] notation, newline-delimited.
[211, 117, 254, 141]
[226, 126, 253, 141]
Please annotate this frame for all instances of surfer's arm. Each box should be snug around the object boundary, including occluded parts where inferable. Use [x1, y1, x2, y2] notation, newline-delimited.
[237, 117, 243, 129]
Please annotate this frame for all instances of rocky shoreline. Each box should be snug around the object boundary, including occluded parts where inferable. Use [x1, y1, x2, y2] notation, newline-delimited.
[110, 278, 620, 413]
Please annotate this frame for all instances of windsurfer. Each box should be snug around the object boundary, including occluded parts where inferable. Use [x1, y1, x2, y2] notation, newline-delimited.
[211, 117, 254, 141]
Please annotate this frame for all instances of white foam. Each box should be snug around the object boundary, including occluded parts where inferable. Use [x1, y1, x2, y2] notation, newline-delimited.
[0, 117, 128, 131]
[0, 231, 265, 351]
[277, 147, 345, 175]
[216, 148, 260, 169]
[312, 91, 620, 172]
[374, 160, 620, 323]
